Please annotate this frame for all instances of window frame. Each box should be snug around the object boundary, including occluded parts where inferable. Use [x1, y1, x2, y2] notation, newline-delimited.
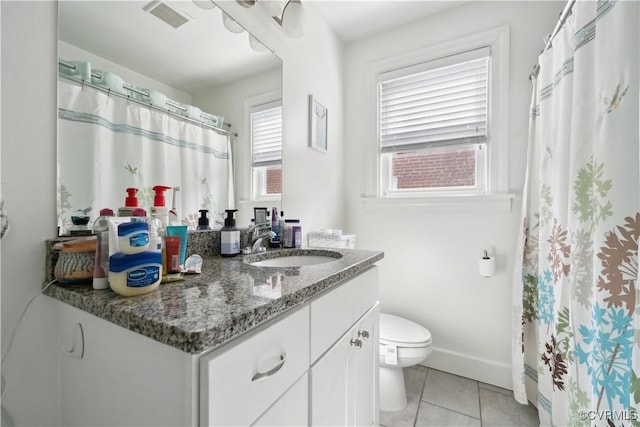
[249, 99, 283, 201]
[372, 26, 510, 199]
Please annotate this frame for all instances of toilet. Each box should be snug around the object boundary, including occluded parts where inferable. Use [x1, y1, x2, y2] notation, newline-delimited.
[379, 313, 432, 412]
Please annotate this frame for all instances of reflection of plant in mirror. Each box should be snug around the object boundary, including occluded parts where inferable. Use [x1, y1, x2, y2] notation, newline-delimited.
[57, 183, 72, 231]
[124, 163, 138, 175]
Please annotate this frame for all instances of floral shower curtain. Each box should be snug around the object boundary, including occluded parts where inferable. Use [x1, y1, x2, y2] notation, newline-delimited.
[512, 1, 639, 425]
[57, 77, 234, 232]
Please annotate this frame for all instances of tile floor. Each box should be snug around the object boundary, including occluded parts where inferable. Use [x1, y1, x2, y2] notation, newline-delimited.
[380, 366, 539, 427]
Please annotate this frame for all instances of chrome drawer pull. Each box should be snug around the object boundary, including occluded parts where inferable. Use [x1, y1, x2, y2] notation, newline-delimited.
[358, 330, 370, 340]
[251, 353, 287, 382]
[350, 338, 363, 349]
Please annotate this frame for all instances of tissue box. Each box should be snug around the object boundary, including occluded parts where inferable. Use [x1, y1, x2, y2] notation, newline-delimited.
[308, 230, 356, 249]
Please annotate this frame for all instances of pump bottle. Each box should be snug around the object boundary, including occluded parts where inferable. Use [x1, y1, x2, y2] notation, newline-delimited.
[118, 188, 139, 217]
[151, 185, 171, 229]
[197, 209, 212, 230]
[220, 209, 240, 256]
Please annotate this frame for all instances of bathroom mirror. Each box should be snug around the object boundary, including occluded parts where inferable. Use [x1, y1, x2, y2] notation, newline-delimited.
[57, 0, 283, 232]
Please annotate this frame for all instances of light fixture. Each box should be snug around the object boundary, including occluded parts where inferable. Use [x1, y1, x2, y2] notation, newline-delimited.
[192, 0, 216, 10]
[272, 0, 304, 38]
[236, 0, 256, 8]
[222, 12, 245, 34]
[248, 34, 269, 52]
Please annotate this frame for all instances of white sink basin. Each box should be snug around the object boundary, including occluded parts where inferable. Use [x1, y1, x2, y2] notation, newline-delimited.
[245, 250, 342, 268]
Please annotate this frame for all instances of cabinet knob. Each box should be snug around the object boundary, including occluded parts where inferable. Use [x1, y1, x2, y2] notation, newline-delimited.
[350, 338, 363, 349]
[358, 330, 370, 340]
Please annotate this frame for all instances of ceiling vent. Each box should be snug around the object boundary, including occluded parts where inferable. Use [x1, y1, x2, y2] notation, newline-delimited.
[143, 1, 192, 29]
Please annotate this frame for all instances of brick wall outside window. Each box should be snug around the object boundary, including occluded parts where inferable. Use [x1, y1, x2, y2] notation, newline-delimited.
[392, 149, 476, 189]
[266, 168, 282, 194]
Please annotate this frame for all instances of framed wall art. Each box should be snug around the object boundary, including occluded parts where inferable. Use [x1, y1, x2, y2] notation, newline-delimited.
[309, 95, 328, 152]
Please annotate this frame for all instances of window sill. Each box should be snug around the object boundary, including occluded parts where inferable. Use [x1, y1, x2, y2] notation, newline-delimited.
[361, 193, 516, 212]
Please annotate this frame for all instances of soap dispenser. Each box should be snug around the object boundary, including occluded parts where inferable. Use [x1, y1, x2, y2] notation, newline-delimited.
[150, 185, 171, 229]
[197, 209, 211, 230]
[118, 187, 139, 217]
[221, 209, 240, 257]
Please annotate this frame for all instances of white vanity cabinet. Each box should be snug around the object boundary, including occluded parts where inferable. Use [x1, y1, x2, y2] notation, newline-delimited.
[55, 265, 379, 427]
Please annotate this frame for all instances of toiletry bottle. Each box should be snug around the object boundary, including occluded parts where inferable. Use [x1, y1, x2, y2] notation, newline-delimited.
[283, 219, 300, 248]
[221, 209, 240, 257]
[279, 211, 285, 241]
[131, 208, 147, 222]
[151, 185, 171, 229]
[169, 187, 180, 225]
[147, 216, 162, 253]
[270, 207, 280, 247]
[293, 220, 303, 248]
[92, 208, 114, 290]
[118, 187, 139, 217]
[197, 209, 211, 230]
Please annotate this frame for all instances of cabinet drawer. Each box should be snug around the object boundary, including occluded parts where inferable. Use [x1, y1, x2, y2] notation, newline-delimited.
[200, 306, 310, 426]
[310, 266, 378, 363]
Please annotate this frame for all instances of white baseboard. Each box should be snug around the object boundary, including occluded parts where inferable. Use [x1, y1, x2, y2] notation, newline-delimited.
[420, 347, 512, 390]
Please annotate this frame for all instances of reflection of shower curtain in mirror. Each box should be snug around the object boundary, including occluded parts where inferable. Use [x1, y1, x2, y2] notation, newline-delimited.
[57, 79, 234, 232]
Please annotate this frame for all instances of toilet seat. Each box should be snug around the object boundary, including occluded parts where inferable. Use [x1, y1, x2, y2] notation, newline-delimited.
[380, 313, 432, 348]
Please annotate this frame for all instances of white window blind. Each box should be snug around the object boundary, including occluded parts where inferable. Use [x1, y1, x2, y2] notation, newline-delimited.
[378, 47, 490, 153]
[251, 101, 282, 167]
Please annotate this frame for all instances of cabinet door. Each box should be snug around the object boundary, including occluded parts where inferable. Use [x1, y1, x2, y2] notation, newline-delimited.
[349, 305, 379, 427]
[310, 304, 379, 427]
[310, 327, 353, 426]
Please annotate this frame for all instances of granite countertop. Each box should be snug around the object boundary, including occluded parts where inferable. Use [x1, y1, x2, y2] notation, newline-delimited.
[44, 247, 384, 354]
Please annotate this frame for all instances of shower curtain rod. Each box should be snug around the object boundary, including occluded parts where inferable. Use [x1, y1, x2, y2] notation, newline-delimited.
[58, 70, 238, 138]
[530, 0, 576, 80]
[544, 0, 576, 51]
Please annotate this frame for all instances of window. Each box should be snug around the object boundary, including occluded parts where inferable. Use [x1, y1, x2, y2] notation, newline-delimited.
[378, 47, 491, 197]
[251, 101, 282, 200]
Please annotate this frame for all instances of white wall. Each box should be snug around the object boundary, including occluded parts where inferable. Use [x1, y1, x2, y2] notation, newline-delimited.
[344, 1, 563, 389]
[216, 1, 346, 234]
[1, 2, 61, 425]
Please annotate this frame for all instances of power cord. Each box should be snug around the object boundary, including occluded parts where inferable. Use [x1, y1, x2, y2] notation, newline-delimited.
[1, 279, 58, 427]
[1, 278, 58, 368]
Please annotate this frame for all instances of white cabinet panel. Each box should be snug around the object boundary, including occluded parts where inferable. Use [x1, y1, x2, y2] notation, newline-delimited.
[200, 306, 310, 426]
[252, 373, 308, 427]
[57, 302, 196, 427]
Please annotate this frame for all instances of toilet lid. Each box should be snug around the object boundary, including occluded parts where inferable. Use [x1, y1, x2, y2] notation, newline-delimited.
[380, 313, 431, 346]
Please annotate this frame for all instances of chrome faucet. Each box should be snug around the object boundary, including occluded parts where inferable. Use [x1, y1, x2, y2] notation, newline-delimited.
[248, 224, 276, 253]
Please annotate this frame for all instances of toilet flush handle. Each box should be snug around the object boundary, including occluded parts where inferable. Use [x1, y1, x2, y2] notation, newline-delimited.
[358, 330, 369, 340]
